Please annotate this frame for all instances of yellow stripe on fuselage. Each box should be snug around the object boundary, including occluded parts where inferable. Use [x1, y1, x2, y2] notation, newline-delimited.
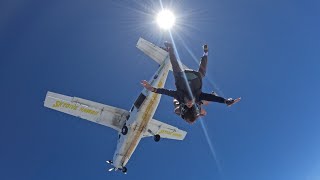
[121, 69, 168, 165]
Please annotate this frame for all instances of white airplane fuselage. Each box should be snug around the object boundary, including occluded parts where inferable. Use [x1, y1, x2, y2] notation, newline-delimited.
[112, 56, 170, 170]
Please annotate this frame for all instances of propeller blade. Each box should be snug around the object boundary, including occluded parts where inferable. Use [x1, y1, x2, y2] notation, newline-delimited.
[108, 168, 114, 172]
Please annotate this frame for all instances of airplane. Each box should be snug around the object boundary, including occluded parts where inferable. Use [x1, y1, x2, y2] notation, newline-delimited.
[44, 38, 187, 174]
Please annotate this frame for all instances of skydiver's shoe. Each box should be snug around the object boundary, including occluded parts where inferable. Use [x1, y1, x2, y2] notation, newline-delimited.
[225, 98, 241, 107]
[160, 46, 169, 52]
[203, 44, 208, 53]
[164, 41, 174, 53]
[164, 41, 173, 49]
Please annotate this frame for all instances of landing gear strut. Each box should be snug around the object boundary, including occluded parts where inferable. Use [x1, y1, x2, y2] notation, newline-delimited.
[121, 125, 128, 135]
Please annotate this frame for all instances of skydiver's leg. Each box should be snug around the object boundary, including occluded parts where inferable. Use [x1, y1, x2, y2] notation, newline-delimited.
[170, 51, 183, 76]
[164, 42, 183, 77]
[198, 45, 209, 78]
[165, 42, 185, 90]
[198, 55, 208, 78]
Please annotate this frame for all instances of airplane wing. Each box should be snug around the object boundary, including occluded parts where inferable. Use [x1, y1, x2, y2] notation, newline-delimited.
[143, 119, 187, 140]
[44, 91, 129, 131]
[136, 37, 189, 70]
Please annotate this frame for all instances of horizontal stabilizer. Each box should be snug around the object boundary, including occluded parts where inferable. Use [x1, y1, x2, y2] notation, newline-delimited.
[136, 37, 189, 70]
[44, 91, 129, 131]
[143, 119, 187, 140]
[136, 37, 169, 65]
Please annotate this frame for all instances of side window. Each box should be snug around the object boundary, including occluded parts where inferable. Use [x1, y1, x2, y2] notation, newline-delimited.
[130, 106, 134, 112]
[134, 93, 146, 109]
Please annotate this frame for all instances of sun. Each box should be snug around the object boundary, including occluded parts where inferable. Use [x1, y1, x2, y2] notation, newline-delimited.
[156, 9, 176, 30]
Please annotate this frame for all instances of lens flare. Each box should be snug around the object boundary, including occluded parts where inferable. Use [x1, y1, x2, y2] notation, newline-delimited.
[156, 9, 175, 30]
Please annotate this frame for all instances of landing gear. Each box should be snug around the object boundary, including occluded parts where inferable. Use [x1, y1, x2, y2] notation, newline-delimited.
[154, 134, 161, 142]
[122, 167, 127, 174]
[106, 160, 127, 174]
[121, 125, 128, 135]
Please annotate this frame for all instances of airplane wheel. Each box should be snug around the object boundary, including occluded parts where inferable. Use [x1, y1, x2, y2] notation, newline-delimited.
[154, 134, 161, 142]
[121, 126, 128, 135]
[122, 167, 127, 173]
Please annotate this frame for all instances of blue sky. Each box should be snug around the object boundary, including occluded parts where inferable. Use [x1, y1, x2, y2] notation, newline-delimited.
[1, 0, 320, 179]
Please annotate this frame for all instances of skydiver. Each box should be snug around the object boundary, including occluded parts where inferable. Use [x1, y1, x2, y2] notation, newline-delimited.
[141, 42, 240, 124]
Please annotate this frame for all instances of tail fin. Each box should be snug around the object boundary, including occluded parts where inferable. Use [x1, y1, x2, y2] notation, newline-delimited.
[136, 38, 168, 65]
[136, 38, 189, 70]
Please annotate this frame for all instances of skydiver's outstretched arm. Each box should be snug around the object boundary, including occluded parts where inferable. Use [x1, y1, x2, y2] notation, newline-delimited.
[199, 92, 240, 106]
[153, 88, 178, 98]
[199, 92, 225, 103]
[140, 80, 177, 98]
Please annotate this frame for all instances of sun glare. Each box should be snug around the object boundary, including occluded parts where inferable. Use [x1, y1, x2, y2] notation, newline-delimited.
[156, 9, 175, 30]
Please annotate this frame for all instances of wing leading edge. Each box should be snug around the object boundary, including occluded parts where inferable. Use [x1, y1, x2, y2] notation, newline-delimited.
[44, 91, 129, 131]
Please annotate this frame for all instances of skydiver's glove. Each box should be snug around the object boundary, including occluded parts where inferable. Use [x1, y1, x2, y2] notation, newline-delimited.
[225, 98, 235, 106]
[211, 91, 218, 96]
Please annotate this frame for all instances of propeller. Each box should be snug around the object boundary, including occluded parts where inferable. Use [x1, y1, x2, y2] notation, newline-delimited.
[108, 168, 115, 172]
[106, 160, 113, 164]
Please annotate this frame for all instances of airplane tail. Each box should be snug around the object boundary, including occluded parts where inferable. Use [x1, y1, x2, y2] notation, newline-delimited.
[136, 38, 189, 70]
